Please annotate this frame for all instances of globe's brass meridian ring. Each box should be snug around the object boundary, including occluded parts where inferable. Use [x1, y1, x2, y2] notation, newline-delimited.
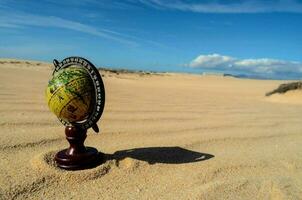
[46, 56, 105, 131]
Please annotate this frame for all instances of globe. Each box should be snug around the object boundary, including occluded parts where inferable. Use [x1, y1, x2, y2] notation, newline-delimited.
[46, 57, 106, 170]
[46, 66, 94, 123]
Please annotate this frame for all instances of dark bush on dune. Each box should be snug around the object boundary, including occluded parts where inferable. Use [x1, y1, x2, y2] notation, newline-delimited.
[266, 82, 302, 96]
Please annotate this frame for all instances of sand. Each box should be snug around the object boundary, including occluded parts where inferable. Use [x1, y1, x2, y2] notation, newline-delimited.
[0, 59, 302, 200]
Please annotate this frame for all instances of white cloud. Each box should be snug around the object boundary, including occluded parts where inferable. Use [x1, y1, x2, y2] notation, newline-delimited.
[139, 0, 302, 13]
[189, 54, 302, 78]
[0, 11, 138, 46]
[190, 54, 235, 68]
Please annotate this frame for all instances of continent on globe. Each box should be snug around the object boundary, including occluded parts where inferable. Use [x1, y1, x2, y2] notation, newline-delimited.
[46, 66, 95, 123]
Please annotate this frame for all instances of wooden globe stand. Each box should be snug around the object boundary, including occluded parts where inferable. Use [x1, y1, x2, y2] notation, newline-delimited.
[55, 126, 104, 170]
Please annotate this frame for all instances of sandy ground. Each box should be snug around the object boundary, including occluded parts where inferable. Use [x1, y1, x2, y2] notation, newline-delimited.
[0, 59, 302, 200]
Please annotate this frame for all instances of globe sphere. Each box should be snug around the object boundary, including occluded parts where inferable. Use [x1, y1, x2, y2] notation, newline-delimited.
[46, 66, 94, 123]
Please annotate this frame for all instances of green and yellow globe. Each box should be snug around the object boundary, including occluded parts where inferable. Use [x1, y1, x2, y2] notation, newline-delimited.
[46, 66, 94, 123]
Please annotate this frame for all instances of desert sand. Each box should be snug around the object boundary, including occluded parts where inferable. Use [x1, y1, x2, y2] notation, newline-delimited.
[0, 59, 302, 200]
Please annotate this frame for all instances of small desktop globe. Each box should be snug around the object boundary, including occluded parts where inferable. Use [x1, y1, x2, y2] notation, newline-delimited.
[46, 57, 105, 170]
[46, 66, 94, 123]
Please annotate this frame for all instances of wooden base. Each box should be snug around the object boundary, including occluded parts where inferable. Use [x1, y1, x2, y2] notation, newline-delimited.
[55, 126, 105, 170]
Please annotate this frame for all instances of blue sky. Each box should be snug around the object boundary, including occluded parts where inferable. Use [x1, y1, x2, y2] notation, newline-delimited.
[0, 0, 302, 79]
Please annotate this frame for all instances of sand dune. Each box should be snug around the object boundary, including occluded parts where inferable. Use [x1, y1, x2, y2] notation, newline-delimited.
[0, 59, 302, 199]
